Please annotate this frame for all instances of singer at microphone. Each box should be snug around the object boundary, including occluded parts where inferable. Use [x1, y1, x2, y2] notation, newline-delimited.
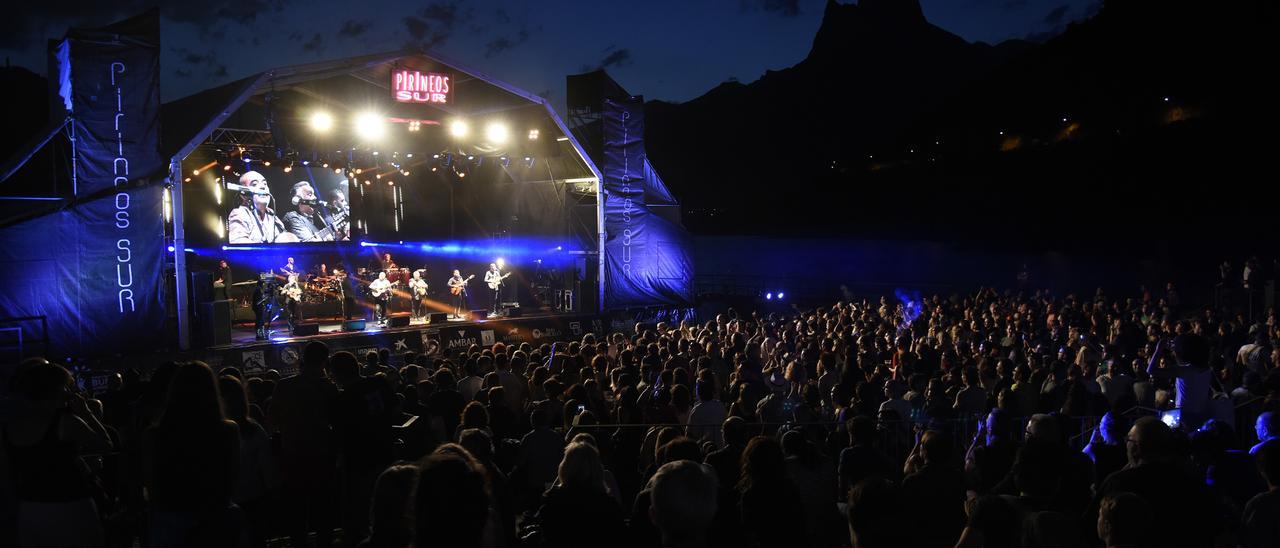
[283, 181, 336, 242]
[226, 171, 298, 244]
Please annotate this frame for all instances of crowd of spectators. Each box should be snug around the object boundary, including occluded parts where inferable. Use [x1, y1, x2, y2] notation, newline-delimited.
[4, 284, 1280, 547]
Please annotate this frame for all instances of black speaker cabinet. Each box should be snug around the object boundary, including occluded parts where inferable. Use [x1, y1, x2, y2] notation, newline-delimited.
[387, 315, 411, 328]
[292, 323, 320, 336]
[190, 271, 214, 305]
[470, 310, 488, 321]
[505, 306, 522, 317]
[198, 300, 232, 347]
[427, 312, 449, 324]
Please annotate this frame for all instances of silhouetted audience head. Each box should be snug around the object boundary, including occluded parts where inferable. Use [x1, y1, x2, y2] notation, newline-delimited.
[557, 441, 607, 493]
[1097, 492, 1152, 548]
[846, 478, 903, 548]
[366, 464, 417, 547]
[1127, 416, 1174, 466]
[415, 449, 490, 548]
[648, 460, 719, 547]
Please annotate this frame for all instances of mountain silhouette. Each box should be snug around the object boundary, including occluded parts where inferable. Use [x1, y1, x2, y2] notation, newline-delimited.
[644, 0, 1033, 224]
[644, 0, 1280, 248]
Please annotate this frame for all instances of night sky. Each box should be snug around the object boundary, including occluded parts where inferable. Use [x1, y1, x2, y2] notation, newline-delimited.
[6, 0, 1095, 112]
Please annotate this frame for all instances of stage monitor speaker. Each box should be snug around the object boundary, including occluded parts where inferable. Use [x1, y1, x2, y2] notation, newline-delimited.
[427, 312, 449, 324]
[505, 306, 522, 318]
[190, 271, 214, 305]
[387, 315, 411, 328]
[292, 323, 320, 336]
[470, 310, 488, 321]
[343, 319, 367, 332]
[198, 300, 232, 347]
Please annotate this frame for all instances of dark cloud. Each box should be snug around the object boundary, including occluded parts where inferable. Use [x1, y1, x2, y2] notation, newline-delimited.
[171, 46, 229, 80]
[338, 19, 372, 40]
[1043, 5, 1070, 25]
[302, 33, 324, 54]
[600, 47, 633, 68]
[739, 0, 801, 17]
[579, 45, 635, 72]
[485, 28, 530, 58]
[402, 1, 473, 50]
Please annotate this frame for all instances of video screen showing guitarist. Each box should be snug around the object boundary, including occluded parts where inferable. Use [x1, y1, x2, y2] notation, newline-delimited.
[409, 270, 428, 319]
[368, 272, 397, 326]
[283, 181, 349, 242]
[484, 262, 511, 316]
[447, 269, 474, 319]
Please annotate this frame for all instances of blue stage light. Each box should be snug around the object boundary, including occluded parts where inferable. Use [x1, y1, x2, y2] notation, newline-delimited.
[777, 292, 785, 300]
[765, 293, 773, 300]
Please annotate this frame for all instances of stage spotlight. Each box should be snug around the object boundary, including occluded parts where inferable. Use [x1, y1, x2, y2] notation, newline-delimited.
[192, 169, 200, 176]
[334, 167, 343, 174]
[355, 168, 363, 174]
[183, 177, 191, 183]
[263, 161, 271, 167]
[777, 292, 785, 300]
[223, 165, 231, 171]
[496, 257, 506, 268]
[485, 122, 509, 144]
[523, 156, 535, 168]
[322, 162, 329, 168]
[765, 293, 773, 300]
[528, 129, 540, 141]
[310, 111, 334, 132]
[406, 153, 413, 158]
[449, 119, 469, 138]
[355, 112, 387, 141]
[499, 155, 511, 167]
[283, 165, 293, 173]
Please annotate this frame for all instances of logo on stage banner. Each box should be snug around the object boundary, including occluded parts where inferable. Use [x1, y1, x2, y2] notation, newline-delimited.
[241, 350, 266, 373]
[481, 330, 495, 346]
[421, 329, 441, 356]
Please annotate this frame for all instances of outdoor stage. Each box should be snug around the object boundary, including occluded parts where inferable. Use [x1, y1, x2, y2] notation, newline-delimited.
[203, 309, 606, 376]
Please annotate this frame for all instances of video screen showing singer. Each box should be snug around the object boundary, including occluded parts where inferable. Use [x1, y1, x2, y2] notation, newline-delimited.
[227, 171, 298, 244]
[224, 165, 354, 245]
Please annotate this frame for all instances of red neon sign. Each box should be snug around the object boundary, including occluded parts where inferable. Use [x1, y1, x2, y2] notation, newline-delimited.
[393, 70, 450, 104]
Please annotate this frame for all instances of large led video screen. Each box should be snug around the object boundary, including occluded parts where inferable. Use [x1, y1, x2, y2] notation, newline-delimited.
[223, 165, 355, 244]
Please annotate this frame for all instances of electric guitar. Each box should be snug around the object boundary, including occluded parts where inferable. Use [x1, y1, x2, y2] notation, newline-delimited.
[449, 275, 475, 296]
[486, 272, 512, 290]
[369, 280, 400, 299]
[411, 279, 428, 298]
[282, 284, 302, 302]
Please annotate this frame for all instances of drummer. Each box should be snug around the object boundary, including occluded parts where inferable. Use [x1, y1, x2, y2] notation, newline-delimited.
[315, 262, 330, 278]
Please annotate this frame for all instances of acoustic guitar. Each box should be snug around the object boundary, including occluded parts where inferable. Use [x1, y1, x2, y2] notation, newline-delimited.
[449, 275, 475, 296]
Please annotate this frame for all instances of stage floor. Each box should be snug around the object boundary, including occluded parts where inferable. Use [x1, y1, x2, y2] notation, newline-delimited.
[224, 313, 483, 346]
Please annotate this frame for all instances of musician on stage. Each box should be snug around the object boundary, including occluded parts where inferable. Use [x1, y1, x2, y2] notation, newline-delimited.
[369, 272, 393, 325]
[447, 269, 469, 319]
[381, 253, 397, 272]
[214, 259, 232, 301]
[252, 279, 269, 340]
[282, 256, 298, 276]
[409, 270, 428, 319]
[227, 171, 298, 244]
[281, 273, 303, 330]
[315, 262, 329, 278]
[484, 262, 508, 316]
[336, 268, 356, 320]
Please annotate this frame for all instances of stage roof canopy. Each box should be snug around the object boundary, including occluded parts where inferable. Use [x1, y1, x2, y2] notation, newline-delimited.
[163, 49, 601, 186]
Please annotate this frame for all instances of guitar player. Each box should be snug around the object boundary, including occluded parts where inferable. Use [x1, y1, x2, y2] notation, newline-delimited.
[409, 270, 428, 319]
[447, 269, 473, 319]
[369, 271, 395, 325]
[283, 181, 348, 242]
[281, 273, 303, 331]
[484, 262, 511, 316]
